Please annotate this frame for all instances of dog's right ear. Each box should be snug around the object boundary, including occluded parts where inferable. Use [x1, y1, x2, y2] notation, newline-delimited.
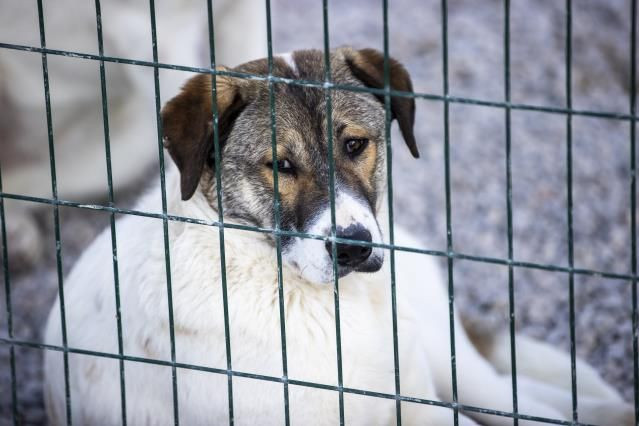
[161, 71, 245, 201]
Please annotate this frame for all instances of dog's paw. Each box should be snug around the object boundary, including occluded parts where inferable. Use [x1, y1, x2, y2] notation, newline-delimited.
[2, 208, 43, 272]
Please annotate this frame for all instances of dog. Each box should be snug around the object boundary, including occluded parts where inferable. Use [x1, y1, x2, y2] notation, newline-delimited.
[0, 0, 265, 270]
[44, 48, 633, 425]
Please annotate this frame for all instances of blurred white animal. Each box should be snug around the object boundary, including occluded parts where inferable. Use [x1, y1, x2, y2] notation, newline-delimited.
[0, 0, 265, 269]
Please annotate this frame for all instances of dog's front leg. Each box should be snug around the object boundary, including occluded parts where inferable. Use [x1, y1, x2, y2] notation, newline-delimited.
[399, 321, 479, 425]
[392, 235, 565, 426]
[427, 326, 566, 426]
[479, 331, 634, 425]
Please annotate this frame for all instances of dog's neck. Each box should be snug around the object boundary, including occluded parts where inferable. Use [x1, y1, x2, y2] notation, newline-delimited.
[139, 163, 389, 337]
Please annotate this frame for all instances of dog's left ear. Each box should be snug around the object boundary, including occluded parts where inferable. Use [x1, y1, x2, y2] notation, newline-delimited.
[161, 70, 246, 200]
[342, 48, 419, 158]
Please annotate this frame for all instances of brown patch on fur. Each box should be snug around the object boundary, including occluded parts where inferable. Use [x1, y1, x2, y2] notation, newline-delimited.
[260, 143, 301, 208]
[161, 69, 246, 200]
[280, 128, 310, 165]
[353, 144, 377, 193]
[340, 47, 419, 158]
[259, 127, 325, 210]
[338, 122, 370, 140]
[460, 315, 497, 359]
[161, 48, 418, 236]
[339, 122, 377, 194]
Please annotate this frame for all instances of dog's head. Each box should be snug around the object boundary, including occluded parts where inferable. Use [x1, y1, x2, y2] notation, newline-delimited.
[162, 48, 417, 284]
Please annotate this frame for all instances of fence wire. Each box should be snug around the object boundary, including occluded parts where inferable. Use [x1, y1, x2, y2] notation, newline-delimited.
[206, 0, 236, 423]
[36, 0, 73, 423]
[0, 1, 637, 426]
[632, 0, 639, 421]
[94, 0, 127, 423]
[503, 1, 519, 423]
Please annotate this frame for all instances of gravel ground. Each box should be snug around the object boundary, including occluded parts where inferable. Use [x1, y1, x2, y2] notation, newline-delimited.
[1, 0, 637, 424]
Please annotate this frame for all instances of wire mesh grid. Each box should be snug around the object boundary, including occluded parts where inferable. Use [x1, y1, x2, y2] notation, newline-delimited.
[0, 0, 637, 425]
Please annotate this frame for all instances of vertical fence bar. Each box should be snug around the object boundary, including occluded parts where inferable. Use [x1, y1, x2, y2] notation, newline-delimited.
[381, 0, 403, 424]
[503, 0, 518, 424]
[440, 0, 459, 424]
[35, 1, 73, 423]
[264, 1, 291, 424]
[0, 155, 17, 425]
[148, 1, 179, 424]
[320, 1, 346, 424]
[93, 2, 127, 423]
[630, 0, 638, 423]
[563, 0, 579, 422]
[205, 2, 235, 424]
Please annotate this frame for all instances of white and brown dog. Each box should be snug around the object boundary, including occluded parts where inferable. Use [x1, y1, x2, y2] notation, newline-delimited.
[44, 48, 633, 425]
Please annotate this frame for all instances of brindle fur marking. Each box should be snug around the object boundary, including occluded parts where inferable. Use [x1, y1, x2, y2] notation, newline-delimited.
[160, 48, 417, 252]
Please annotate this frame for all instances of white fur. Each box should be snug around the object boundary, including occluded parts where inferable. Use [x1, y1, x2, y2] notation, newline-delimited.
[44, 162, 633, 425]
[279, 52, 298, 74]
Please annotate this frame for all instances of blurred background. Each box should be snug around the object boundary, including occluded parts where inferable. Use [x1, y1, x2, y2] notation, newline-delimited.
[0, 0, 636, 423]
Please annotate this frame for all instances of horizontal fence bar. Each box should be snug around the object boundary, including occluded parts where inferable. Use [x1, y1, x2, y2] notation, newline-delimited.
[0, 41, 636, 122]
[2, 191, 636, 283]
[0, 336, 598, 426]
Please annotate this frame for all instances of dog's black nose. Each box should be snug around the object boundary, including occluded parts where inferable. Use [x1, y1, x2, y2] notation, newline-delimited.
[326, 225, 373, 267]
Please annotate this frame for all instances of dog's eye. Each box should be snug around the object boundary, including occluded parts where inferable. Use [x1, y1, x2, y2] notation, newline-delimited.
[344, 138, 368, 157]
[266, 159, 295, 175]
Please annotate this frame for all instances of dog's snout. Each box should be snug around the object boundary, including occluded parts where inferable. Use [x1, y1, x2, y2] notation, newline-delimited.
[325, 225, 373, 267]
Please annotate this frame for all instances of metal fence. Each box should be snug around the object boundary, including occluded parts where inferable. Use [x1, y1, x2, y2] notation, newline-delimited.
[0, 0, 637, 425]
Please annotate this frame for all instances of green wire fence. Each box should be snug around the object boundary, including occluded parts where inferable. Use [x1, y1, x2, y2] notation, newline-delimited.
[0, 0, 637, 425]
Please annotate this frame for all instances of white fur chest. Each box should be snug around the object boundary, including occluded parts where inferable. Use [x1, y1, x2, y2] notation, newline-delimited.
[155, 222, 399, 425]
[44, 171, 408, 425]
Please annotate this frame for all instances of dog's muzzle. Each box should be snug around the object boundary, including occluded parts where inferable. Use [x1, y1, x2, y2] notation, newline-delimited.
[283, 190, 385, 283]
